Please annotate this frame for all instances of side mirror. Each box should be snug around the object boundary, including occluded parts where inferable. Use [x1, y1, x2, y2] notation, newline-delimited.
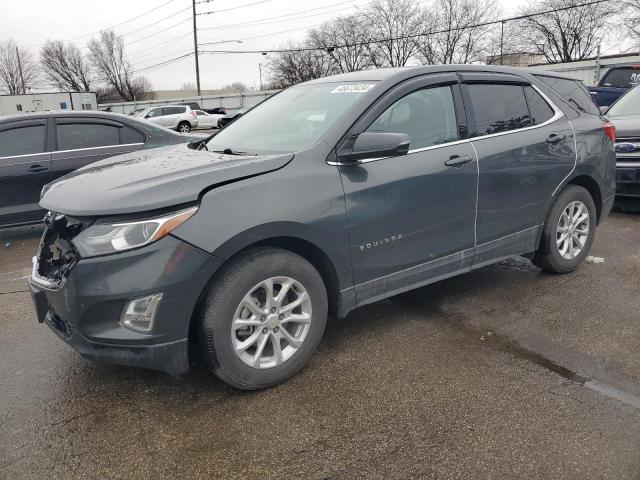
[338, 132, 410, 164]
[599, 106, 609, 115]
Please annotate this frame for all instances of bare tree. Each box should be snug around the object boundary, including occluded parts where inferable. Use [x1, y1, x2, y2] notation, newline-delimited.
[88, 30, 152, 101]
[221, 82, 248, 92]
[516, 0, 621, 63]
[363, 0, 422, 67]
[623, 0, 640, 49]
[266, 41, 333, 86]
[180, 81, 196, 90]
[40, 40, 92, 91]
[416, 0, 501, 65]
[0, 39, 39, 94]
[308, 15, 374, 72]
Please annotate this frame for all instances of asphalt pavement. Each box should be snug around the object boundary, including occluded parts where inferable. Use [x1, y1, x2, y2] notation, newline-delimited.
[1, 212, 639, 479]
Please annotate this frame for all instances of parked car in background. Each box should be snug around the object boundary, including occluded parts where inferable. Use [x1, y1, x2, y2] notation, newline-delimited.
[193, 109, 225, 129]
[0, 111, 200, 227]
[604, 84, 640, 200]
[217, 107, 248, 128]
[589, 64, 640, 108]
[178, 101, 227, 115]
[30, 65, 615, 390]
[140, 105, 198, 132]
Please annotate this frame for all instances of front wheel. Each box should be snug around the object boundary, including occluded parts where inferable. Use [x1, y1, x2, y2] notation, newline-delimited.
[177, 121, 191, 133]
[198, 248, 328, 390]
[534, 185, 596, 273]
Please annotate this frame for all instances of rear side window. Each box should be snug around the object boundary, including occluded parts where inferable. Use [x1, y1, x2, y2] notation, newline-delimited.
[600, 67, 640, 89]
[366, 85, 459, 149]
[57, 123, 119, 150]
[163, 106, 186, 115]
[534, 75, 599, 115]
[120, 125, 145, 144]
[524, 86, 555, 125]
[467, 84, 531, 136]
[0, 125, 46, 157]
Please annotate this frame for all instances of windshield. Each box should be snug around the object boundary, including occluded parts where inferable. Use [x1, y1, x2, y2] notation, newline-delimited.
[601, 67, 640, 89]
[607, 85, 640, 116]
[206, 82, 377, 154]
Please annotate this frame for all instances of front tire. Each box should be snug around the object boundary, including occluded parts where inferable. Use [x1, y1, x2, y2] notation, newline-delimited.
[198, 248, 328, 390]
[177, 121, 191, 133]
[534, 185, 596, 273]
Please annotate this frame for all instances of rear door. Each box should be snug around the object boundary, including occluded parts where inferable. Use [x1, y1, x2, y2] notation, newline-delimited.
[52, 117, 145, 176]
[0, 118, 54, 226]
[162, 106, 185, 129]
[460, 73, 576, 264]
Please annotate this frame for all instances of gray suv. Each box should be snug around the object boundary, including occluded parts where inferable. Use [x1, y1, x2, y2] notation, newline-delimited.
[29, 66, 616, 390]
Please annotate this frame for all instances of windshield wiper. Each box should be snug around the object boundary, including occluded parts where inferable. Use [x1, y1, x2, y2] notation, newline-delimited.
[213, 148, 256, 156]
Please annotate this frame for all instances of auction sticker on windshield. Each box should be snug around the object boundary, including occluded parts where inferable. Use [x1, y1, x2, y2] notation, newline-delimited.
[330, 84, 376, 94]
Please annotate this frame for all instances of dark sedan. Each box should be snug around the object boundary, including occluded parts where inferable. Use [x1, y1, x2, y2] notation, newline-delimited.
[0, 111, 201, 228]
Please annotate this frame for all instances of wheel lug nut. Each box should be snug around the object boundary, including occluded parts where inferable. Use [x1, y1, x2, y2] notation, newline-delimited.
[262, 327, 268, 334]
[260, 315, 266, 321]
[274, 327, 279, 333]
[279, 314, 284, 320]
[271, 307, 276, 313]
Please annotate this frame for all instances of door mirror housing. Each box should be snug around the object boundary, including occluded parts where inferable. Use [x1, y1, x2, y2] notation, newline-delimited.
[338, 132, 410, 164]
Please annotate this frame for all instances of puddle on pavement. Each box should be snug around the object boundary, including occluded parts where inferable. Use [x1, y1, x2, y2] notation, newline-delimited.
[443, 318, 640, 411]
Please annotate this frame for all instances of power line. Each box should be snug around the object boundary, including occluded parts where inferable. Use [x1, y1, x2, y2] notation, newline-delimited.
[132, 52, 194, 73]
[126, 32, 193, 59]
[196, 0, 272, 16]
[200, 0, 612, 55]
[126, 17, 193, 45]
[197, 0, 360, 30]
[121, 6, 192, 37]
[199, 22, 328, 46]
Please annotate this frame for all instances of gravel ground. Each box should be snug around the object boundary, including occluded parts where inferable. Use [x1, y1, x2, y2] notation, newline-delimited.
[1, 212, 639, 479]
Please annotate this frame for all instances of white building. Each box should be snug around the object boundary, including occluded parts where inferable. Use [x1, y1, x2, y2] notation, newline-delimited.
[0, 91, 97, 116]
[527, 52, 640, 86]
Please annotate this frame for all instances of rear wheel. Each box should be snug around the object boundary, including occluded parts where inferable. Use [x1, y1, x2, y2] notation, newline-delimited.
[198, 248, 328, 390]
[177, 121, 191, 133]
[534, 185, 596, 273]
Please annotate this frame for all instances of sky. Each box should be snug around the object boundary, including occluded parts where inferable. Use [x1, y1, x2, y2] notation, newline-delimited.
[2, 0, 530, 92]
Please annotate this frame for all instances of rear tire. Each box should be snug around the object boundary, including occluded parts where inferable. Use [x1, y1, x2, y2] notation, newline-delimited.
[177, 121, 191, 133]
[534, 185, 596, 273]
[198, 247, 328, 390]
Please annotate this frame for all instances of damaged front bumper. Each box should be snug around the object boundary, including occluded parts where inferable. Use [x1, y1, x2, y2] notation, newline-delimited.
[29, 225, 222, 375]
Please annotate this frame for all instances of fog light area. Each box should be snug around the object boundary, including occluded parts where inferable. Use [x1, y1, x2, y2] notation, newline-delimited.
[121, 293, 163, 333]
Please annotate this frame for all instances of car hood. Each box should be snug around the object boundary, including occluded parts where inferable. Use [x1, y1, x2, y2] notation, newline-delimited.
[40, 143, 294, 216]
[607, 115, 640, 138]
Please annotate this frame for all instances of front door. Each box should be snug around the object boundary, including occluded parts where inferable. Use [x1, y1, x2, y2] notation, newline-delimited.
[337, 75, 478, 305]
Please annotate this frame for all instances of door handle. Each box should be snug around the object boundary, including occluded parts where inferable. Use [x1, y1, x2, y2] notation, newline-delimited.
[546, 133, 566, 144]
[28, 164, 48, 173]
[445, 155, 472, 167]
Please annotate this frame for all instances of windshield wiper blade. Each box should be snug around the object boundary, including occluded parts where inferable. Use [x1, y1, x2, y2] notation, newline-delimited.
[213, 147, 257, 156]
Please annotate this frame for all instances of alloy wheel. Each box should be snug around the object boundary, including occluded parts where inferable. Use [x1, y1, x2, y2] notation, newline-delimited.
[231, 276, 312, 369]
[556, 200, 590, 260]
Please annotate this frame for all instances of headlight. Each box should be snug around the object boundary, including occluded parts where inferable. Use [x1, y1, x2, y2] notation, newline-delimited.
[73, 206, 198, 258]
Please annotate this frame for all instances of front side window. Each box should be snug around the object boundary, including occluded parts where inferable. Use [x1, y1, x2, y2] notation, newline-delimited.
[0, 125, 46, 158]
[146, 108, 162, 118]
[365, 85, 459, 150]
[57, 123, 119, 150]
[207, 82, 377, 154]
[468, 84, 531, 135]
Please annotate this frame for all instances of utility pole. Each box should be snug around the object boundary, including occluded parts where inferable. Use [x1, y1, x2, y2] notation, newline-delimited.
[594, 43, 601, 86]
[499, 21, 505, 65]
[16, 46, 25, 94]
[258, 63, 263, 91]
[192, 0, 201, 96]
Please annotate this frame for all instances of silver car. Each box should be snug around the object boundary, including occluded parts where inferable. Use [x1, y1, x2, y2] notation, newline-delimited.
[140, 105, 198, 133]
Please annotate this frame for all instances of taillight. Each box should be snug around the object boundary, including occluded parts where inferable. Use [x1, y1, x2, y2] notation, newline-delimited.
[603, 121, 616, 142]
